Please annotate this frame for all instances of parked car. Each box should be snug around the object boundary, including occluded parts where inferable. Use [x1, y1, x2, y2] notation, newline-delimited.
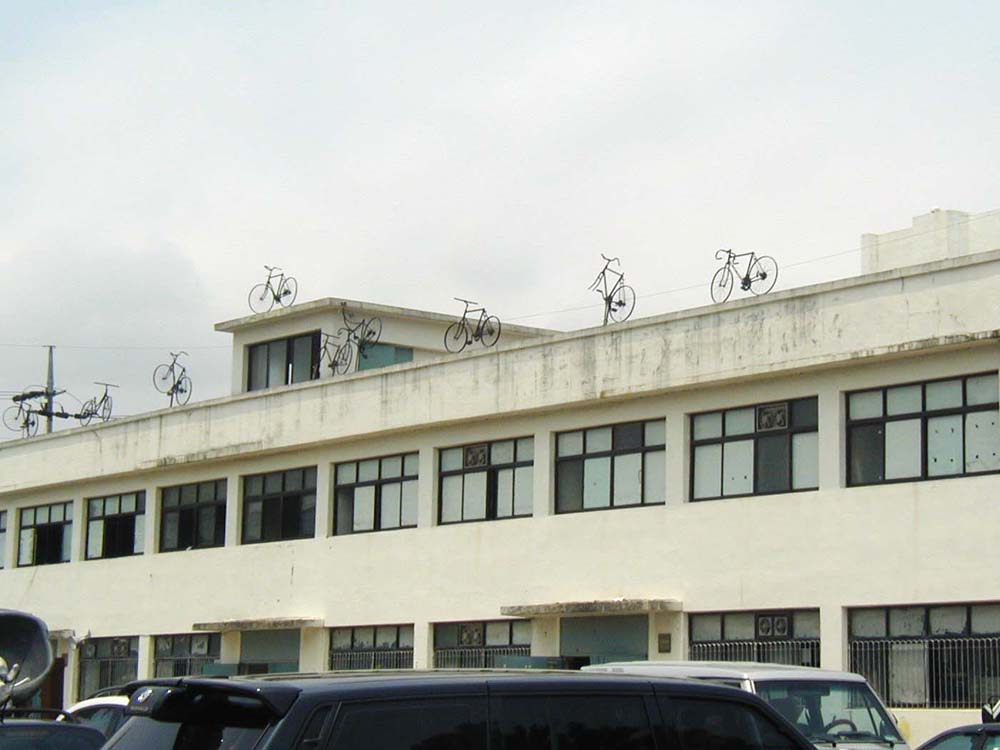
[103, 669, 818, 749]
[917, 724, 1000, 750]
[583, 661, 908, 750]
[0, 709, 106, 750]
[64, 693, 131, 738]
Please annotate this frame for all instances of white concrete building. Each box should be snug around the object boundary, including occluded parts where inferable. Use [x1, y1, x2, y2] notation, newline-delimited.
[2, 208, 999, 741]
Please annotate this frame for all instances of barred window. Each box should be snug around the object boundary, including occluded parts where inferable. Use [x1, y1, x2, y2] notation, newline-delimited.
[691, 398, 818, 500]
[86, 492, 145, 560]
[242, 467, 316, 543]
[847, 373, 999, 486]
[247, 331, 320, 391]
[439, 438, 533, 524]
[18, 501, 73, 566]
[330, 624, 414, 670]
[556, 420, 665, 513]
[0, 511, 7, 568]
[160, 480, 226, 551]
[78, 636, 139, 699]
[850, 603, 1000, 708]
[154, 633, 221, 677]
[690, 610, 821, 667]
[335, 454, 418, 534]
[434, 620, 531, 668]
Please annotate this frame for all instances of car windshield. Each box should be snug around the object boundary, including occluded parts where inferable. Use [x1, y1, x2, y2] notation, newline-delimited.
[103, 716, 269, 750]
[755, 680, 903, 746]
[0, 724, 105, 750]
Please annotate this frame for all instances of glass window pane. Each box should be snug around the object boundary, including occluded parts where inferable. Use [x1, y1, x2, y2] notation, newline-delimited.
[928, 414, 963, 476]
[399, 625, 415, 648]
[514, 467, 533, 516]
[88, 499, 102, 518]
[967, 374, 999, 406]
[354, 627, 374, 648]
[244, 500, 262, 541]
[133, 516, 145, 554]
[613, 453, 642, 506]
[849, 425, 884, 484]
[267, 339, 288, 387]
[23, 508, 35, 526]
[18, 529, 34, 566]
[725, 408, 754, 436]
[335, 488, 354, 535]
[889, 607, 925, 637]
[724, 613, 755, 640]
[198, 482, 216, 502]
[290, 334, 314, 384]
[496, 469, 514, 518]
[337, 462, 357, 485]
[404, 453, 419, 476]
[353, 486, 376, 532]
[264, 472, 282, 494]
[929, 606, 967, 636]
[691, 614, 722, 642]
[693, 412, 723, 440]
[491, 441, 515, 464]
[557, 431, 583, 457]
[162, 512, 179, 550]
[612, 423, 643, 451]
[358, 459, 379, 482]
[583, 457, 611, 508]
[401, 481, 418, 526]
[791, 432, 819, 490]
[693, 444, 722, 500]
[585, 427, 612, 453]
[121, 494, 136, 514]
[244, 476, 264, 498]
[516, 437, 534, 462]
[723, 440, 754, 496]
[435, 623, 458, 647]
[331, 628, 352, 650]
[463, 472, 487, 520]
[794, 611, 821, 639]
[887, 385, 922, 415]
[197, 506, 216, 546]
[885, 419, 922, 479]
[380, 483, 401, 529]
[966, 410, 1000, 473]
[376, 626, 398, 649]
[512, 620, 532, 645]
[850, 390, 883, 419]
[791, 398, 818, 429]
[303, 467, 316, 490]
[247, 343, 267, 391]
[51, 503, 64, 523]
[485, 621, 510, 646]
[926, 379, 962, 410]
[556, 460, 583, 513]
[440, 448, 463, 472]
[106, 496, 120, 515]
[36, 506, 49, 524]
[756, 434, 789, 494]
[851, 609, 887, 638]
[972, 605, 1000, 634]
[440, 476, 462, 523]
[65, 502, 73, 521]
[643, 450, 665, 503]
[61, 524, 72, 561]
[644, 420, 665, 447]
[381, 456, 402, 479]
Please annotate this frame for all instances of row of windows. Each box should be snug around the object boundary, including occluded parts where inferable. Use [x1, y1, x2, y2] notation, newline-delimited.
[3, 373, 998, 566]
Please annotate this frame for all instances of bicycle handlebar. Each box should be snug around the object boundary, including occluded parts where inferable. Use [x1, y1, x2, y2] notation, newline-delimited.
[263, 264, 281, 272]
[93, 381, 119, 388]
[715, 249, 732, 260]
[600, 254, 620, 264]
[170, 351, 189, 359]
[454, 297, 478, 306]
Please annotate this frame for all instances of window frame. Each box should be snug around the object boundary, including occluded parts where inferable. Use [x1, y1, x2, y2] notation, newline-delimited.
[437, 437, 534, 525]
[159, 479, 227, 552]
[153, 633, 222, 677]
[78, 636, 140, 699]
[555, 419, 666, 514]
[85, 492, 146, 560]
[846, 372, 1000, 487]
[17, 500, 73, 567]
[246, 330, 321, 392]
[690, 398, 818, 502]
[241, 466, 317, 544]
[334, 453, 419, 535]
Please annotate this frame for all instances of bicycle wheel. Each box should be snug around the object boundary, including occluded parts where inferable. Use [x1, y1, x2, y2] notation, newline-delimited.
[444, 321, 469, 353]
[174, 375, 192, 405]
[248, 283, 274, 314]
[710, 266, 734, 303]
[363, 317, 382, 347]
[24, 411, 38, 437]
[277, 276, 298, 308]
[79, 399, 96, 426]
[153, 364, 174, 393]
[3, 405, 23, 432]
[480, 315, 502, 347]
[747, 255, 778, 296]
[99, 395, 113, 422]
[333, 342, 354, 375]
[608, 285, 636, 323]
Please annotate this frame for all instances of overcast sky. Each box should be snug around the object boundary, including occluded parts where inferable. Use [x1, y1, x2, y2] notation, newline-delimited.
[2, 1, 999, 436]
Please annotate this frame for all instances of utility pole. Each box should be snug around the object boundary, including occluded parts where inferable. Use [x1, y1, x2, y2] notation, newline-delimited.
[45, 345, 55, 434]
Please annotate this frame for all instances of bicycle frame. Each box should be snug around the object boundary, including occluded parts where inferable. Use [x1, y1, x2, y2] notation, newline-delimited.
[716, 249, 758, 284]
[263, 267, 286, 299]
[456, 300, 488, 337]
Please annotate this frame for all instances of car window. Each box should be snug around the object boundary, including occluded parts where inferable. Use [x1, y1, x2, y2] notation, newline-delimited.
[297, 706, 332, 749]
[326, 697, 487, 750]
[983, 733, 1000, 750]
[102, 716, 268, 750]
[75, 706, 123, 737]
[923, 734, 979, 750]
[0, 725, 106, 750]
[667, 697, 803, 750]
[491, 693, 655, 750]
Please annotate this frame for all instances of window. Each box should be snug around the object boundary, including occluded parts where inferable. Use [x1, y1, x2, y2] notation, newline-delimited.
[439, 438, 533, 524]
[847, 373, 999, 485]
[242, 467, 316, 543]
[330, 624, 414, 670]
[328, 697, 487, 750]
[555, 420, 665, 513]
[154, 633, 221, 677]
[335, 454, 418, 534]
[849, 603, 1000, 708]
[18, 501, 73, 566]
[357, 343, 414, 371]
[246, 331, 320, 391]
[434, 620, 531, 667]
[690, 610, 820, 666]
[691, 398, 818, 501]
[493, 694, 655, 750]
[78, 636, 138, 699]
[668, 697, 803, 750]
[160, 480, 227, 551]
[0, 511, 7, 568]
[86, 492, 145, 560]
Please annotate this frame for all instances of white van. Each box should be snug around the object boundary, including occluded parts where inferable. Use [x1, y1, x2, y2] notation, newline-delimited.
[583, 661, 909, 750]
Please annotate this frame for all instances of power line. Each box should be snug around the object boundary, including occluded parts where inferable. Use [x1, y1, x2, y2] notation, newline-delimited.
[0, 343, 227, 350]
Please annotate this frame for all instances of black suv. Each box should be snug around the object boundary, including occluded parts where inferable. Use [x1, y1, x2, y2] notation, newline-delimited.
[105, 670, 815, 750]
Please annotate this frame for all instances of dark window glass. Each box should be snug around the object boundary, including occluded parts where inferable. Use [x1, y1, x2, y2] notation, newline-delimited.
[0, 510, 7, 569]
[246, 332, 320, 392]
[160, 480, 226, 552]
[153, 633, 221, 678]
[791, 398, 818, 429]
[17, 501, 73, 566]
[849, 425, 884, 484]
[756, 435, 790, 494]
[79, 636, 139, 699]
[85, 493, 145, 560]
[613, 422, 644, 451]
[328, 698, 487, 750]
[670, 697, 798, 750]
[492, 694, 655, 750]
[242, 468, 316, 544]
[555, 461, 584, 513]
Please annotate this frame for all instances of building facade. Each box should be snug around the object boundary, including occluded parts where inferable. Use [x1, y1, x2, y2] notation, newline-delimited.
[1, 209, 999, 742]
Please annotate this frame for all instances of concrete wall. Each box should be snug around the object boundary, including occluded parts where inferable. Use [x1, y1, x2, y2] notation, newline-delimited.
[862, 208, 1000, 273]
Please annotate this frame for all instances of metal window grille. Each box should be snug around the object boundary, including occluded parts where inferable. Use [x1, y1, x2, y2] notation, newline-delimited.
[690, 639, 820, 667]
[330, 649, 414, 670]
[433, 645, 531, 668]
[850, 637, 1000, 709]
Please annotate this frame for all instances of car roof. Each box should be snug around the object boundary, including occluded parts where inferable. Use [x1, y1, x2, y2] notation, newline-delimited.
[583, 661, 870, 683]
[918, 724, 1000, 749]
[68, 695, 130, 712]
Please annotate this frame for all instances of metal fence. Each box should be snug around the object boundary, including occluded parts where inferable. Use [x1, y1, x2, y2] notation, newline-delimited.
[154, 656, 221, 678]
[850, 637, 1000, 709]
[434, 646, 531, 668]
[690, 639, 820, 667]
[329, 649, 414, 670]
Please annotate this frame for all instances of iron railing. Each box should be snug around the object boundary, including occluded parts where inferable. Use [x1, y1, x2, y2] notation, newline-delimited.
[434, 646, 530, 668]
[690, 639, 820, 667]
[154, 657, 220, 678]
[330, 649, 414, 671]
[851, 637, 1000, 709]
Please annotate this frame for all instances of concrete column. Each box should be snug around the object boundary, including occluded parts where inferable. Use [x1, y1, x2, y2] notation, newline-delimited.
[220, 631, 241, 665]
[648, 611, 685, 661]
[664, 411, 686, 507]
[300, 627, 329, 672]
[137, 635, 154, 680]
[2, 509, 15, 568]
[820, 604, 847, 671]
[531, 616, 559, 657]
[412, 620, 432, 668]
[71, 496, 86, 562]
[533, 430, 553, 517]
[818, 385, 844, 491]
[225, 471, 241, 546]
[143, 485, 158, 556]
[64, 641, 81, 705]
[417, 445, 436, 528]
[314, 462, 333, 538]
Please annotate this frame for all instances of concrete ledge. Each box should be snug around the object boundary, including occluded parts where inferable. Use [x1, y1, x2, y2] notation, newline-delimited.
[500, 598, 683, 617]
[192, 617, 324, 632]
